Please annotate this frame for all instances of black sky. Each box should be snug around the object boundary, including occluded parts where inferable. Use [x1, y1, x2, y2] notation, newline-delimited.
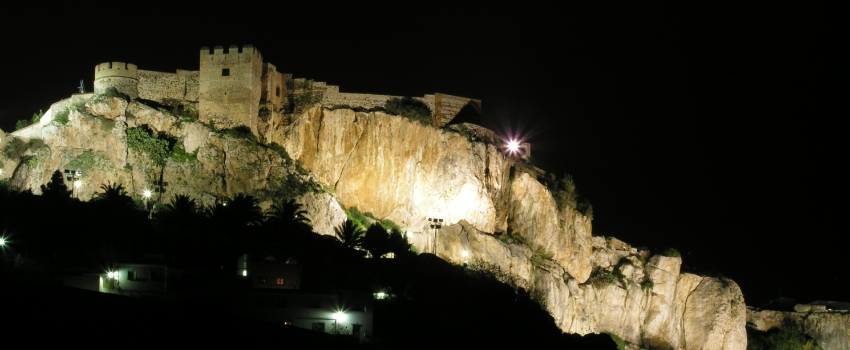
[1, 3, 843, 304]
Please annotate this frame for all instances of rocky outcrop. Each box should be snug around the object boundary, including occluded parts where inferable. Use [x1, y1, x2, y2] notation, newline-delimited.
[748, 308, 850, 350]
[277, 105, 747, 349]
[6, 99, 750, 349]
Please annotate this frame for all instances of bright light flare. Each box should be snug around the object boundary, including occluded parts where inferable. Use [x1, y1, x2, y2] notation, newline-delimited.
[0, 237, 6, 246]
[143, 190, 152, 198]
[333, 312, 348, 322]
[461, 250, 469, 258]
[107, 271, 116, 278]
[507, 140, 520, 153]
[74, 180, 82, 188]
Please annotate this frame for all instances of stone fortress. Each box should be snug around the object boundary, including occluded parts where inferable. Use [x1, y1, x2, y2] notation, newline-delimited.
[92, 44, 483, 139]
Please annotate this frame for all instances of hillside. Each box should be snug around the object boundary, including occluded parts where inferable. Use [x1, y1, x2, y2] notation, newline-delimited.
[3, 93, 747, 349]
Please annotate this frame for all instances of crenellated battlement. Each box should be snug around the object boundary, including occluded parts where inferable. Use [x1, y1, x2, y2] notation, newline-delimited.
[200, 44, 261, 61]
[94, 62, 138, 80]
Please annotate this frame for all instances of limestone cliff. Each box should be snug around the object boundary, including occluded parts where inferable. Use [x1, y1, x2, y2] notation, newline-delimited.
[748, 308, 849, 349]
[5, 98, 748, 349]
[277, 105, 747, 349]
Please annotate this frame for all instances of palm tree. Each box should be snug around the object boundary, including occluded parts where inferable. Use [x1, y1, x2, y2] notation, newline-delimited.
[334, 219, 364, 249]
[206, 193, 263, 227]
[266, 198, 311, 235]
[92, 181, 134, 208]
[159, 194, 199, 220]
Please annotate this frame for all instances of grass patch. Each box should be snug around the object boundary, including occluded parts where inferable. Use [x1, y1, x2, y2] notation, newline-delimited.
[531, 248, 554, 267]
[67, 151, 113, 172]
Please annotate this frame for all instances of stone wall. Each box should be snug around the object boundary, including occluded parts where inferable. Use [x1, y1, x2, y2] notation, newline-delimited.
[137, 70, 200, 104]
[434, 93, 480, 127]
[94, 62, 139, 99]
[198, 45, 263, 132]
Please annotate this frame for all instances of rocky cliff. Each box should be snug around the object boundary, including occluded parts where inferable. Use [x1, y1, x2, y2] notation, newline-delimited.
[4, 97, 747, 349]
[748, 308, 849, 349]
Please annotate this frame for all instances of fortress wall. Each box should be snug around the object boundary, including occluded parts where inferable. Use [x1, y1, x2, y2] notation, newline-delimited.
[138, 70, 201, 104]
[199, 45, 263, 131]
[261, 63, 284, 111]
[94, 62, 139, 99]
[180, 70, 200, 102]
[434, 93, 480, 127]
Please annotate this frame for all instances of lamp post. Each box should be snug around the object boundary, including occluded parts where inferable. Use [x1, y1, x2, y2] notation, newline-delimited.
[428, 218, 443, 255]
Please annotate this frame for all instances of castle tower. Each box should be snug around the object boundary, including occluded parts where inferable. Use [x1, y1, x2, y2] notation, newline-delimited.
[199, 45, 263, 132]
[94, 62, 139, 99]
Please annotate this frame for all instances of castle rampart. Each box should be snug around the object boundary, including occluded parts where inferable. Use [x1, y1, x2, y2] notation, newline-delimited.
[137, 69, 200, 105]
[199, 45, 263, 132]
[94, 62, 139, 99]
[84, 46, 480, 136]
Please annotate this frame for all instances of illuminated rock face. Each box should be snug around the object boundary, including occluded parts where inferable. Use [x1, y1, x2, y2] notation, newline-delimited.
[8, 100, 747, 349]
[279, 105, 747, 350]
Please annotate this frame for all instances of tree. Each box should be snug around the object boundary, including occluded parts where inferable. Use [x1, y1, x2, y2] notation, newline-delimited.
[334, 219, 364, 249]
[40, 170, 72, 201]
[92, 182, 135, 208]
[266, 198, 311, 235]
[206, 193, 264, 228]
[362, 223, 392, 258]
[158, 194, 200, 222]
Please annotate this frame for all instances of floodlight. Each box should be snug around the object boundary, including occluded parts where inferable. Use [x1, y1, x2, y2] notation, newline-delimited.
[461, 250, 469, 258]
[242, 270, 247, 277]
[143, 190, 152, 198]
[74, 180, 82, 188]
[107, 271, 115, 278]
[0, 238, 5, 246]
[376, 292, 386, 299]
[507, 140, 520, 153]
[333, 312, 347, 322]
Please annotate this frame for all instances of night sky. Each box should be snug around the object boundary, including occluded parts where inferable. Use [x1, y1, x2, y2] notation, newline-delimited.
[1, 4, 843, 305]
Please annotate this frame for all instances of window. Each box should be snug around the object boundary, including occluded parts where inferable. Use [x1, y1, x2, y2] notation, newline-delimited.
[258, 277, 267, 284]
[276, 86, 280, 97]
[127, 271, 137, 281]
[222, 68, 230, 76]
[312, 323, 325, 332]
[276, 278, 284, 285]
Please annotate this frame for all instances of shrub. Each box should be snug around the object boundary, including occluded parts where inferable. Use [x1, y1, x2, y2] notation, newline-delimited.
[219, 125, 258, 143]
[126, 127, 172, 166]
[532, 249, 554, 267]
[345, 207, 371, 231]
[500, 233, 520, 244]
[170, 143, 198, 163]
[641, 277, 654, 291]
[3, 138, 29, 160]
[384, 97, 433, 125]
[267, 143, 292, 163]
[661, 248, 681, 258]
[15, 110, 45, 130]
[608, 333, 627, 350]
[590, 268, 616, 287]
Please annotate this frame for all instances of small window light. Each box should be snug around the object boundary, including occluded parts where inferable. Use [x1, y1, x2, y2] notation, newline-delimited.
[242, 270, 247, 277]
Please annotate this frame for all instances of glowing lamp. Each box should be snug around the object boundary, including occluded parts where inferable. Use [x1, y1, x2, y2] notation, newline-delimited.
[333, 312, 347, 322]
[74, 180, 82, 188]
[107, 271, 115, 278]
[0, 238, 5, 246]
[242, 270, 247, 277]
[507, 140, 520, 153]
[461, 250, 469, 258]
[143, 190, 152, 198]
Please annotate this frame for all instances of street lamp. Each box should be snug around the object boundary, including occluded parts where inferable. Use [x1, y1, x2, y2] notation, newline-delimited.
[507, 140, 520, 153]
[428, 218, 443, 255]
[0, 237, 6, 246]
